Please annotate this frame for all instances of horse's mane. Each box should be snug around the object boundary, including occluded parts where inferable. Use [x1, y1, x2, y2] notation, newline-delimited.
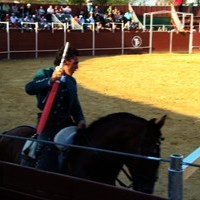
[76, 112, 147, 138]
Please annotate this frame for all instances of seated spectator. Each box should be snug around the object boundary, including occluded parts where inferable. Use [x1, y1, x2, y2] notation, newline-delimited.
[112, 7, 119, 16]
[10, 13, 18, 28]
[85, 12, 95, 30]
[21, 14, 35, 30]
[37, 5, 45, 17]
[54, 5, 61, 14]
[79, 9, 87, 19]
[11, 3, 19, 16]
[46, 5, 54, 22]
[71, 15, 83, 30]
[19, 5, 25, 18]
[79, 14, 85, 24]
[103, 12, 113, 30]
[63, 5, 72, 14]
[93, 5, 101, 16]
[4, 13, 10, 22]
[39, 15, 51, 30]
[47, 5, 54, 15]
[113, 9, 123, 23]
[94, 11, 104, 24]
[2, 3, 10, 14]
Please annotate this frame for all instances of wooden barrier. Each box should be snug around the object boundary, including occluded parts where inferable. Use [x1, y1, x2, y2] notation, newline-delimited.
[1, 28, 200, 60]
[0, 161, 168, 200]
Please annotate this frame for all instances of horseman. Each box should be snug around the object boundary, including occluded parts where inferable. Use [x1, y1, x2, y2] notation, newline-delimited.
[21, 45, 86, 172]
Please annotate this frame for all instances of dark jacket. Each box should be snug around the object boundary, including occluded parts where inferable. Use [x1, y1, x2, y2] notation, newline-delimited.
[25, 67, 85, 127]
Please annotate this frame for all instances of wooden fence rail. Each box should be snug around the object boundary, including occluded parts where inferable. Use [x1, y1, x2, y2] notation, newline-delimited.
[0, 161, 168, 200]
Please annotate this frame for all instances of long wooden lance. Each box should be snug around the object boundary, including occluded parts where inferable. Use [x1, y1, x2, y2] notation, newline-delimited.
[36, 42, 70, 134]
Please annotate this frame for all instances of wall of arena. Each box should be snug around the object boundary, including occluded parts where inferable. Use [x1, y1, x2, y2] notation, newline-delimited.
[0, 5, 200, 59]
[0, 29, 199, 59]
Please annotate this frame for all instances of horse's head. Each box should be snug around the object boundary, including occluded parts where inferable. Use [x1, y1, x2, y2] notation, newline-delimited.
[69, 113, 166, 194]
[126, 115, 166, 194]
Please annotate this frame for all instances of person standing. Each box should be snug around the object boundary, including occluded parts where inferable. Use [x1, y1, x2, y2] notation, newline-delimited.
[86, 0, 94, 13]
[24, 46, 86, 172]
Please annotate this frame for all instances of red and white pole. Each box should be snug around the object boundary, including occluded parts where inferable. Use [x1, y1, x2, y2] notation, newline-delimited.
[37, 42, 70, 134]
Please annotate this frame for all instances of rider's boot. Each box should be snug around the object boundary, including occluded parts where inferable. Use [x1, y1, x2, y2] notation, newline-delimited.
[35, 144, 59, 173]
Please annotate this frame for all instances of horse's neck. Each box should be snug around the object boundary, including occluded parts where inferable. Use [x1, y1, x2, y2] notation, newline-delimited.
[78, 126, 143, 154]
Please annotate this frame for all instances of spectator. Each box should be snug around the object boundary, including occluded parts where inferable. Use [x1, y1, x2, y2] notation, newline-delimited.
[54, 5, 60, 14]
[71, 15, 83, 30]
[39, 15, 51, 30]
[93, 5, 101, 16]
[47, 5, 54, 15]
[79, 14, 85, 24]
[86, 0, 94, 13]
[37, 5, 46, 17]
[2, 3, 10, 14]
[4, 13, 10, 22]
[94, 11, 104, 27]
[46, 5, 54, 22]
[85, 12, 95, 30]
[19, 5, 25, 18]
[79, 9, 87, 19]
[123, 10, 133, 29]
[11, 3, 19, 16]
[112, 7, 119, 16]
[63, 5, 72, 14]
[103, 12, 113, 30]
[24, 3, 32, 17]
[106, 5, 112, 15]
[113, 9, 123, 23]
[10, 13, 18, 27]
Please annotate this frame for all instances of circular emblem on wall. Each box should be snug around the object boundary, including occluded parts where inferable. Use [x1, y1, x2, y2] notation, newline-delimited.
[131, 36, 142, 48]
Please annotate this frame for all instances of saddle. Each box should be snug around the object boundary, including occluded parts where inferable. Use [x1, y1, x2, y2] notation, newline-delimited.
[54, 126, 77, 150]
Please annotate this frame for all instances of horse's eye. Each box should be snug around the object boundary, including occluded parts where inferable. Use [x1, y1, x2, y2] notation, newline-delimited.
[161, 137, 165, 141]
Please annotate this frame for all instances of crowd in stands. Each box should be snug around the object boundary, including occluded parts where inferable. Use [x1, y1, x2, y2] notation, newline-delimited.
[0, 3, 140, 31]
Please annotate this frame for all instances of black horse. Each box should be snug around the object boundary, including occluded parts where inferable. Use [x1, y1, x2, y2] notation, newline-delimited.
[0, 112, 166, 194]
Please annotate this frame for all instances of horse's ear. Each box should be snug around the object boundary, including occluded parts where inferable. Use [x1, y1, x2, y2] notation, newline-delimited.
[156, 115, 167, 129]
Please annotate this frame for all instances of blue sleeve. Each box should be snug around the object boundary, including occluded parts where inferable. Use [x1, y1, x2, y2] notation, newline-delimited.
[25, 68, 52, 95]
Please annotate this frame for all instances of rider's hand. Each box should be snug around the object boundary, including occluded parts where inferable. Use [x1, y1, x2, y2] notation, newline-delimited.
[77, 120, 87, 129]
[50, 66, 63, 83]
